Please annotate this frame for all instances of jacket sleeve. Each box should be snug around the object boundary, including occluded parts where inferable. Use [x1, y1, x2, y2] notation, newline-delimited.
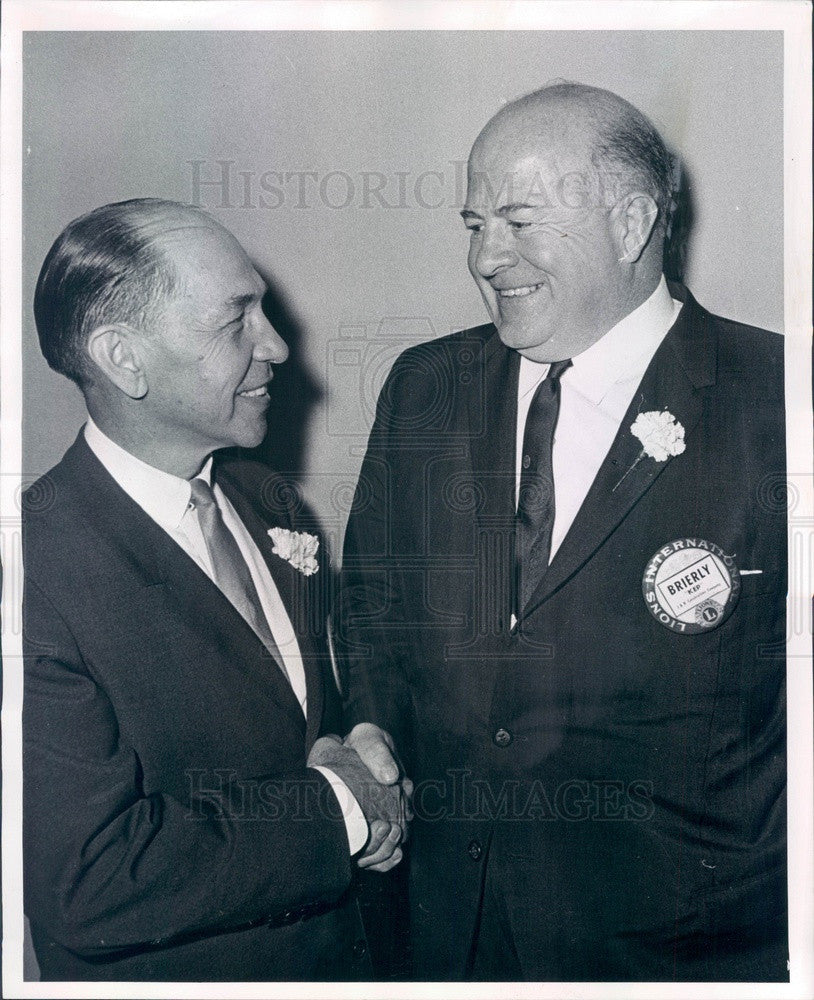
[23, 574, 353, 957]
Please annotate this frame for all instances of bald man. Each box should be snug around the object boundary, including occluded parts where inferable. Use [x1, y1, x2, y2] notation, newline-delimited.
[340, 84, 787, 981]
[24, 199, 410, 981]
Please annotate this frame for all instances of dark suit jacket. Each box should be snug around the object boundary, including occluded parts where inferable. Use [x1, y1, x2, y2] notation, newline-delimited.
[23, 434, 370, 981]
[340, 285, 787, 981]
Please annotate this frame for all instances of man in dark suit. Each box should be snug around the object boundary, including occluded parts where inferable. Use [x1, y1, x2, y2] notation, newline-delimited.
[340, 83, 787, 981]
[23, 198, 410, 981]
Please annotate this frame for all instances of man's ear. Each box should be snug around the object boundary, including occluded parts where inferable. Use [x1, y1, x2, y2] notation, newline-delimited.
[613, 192, 659, 264]
[86, 325, 148, 399]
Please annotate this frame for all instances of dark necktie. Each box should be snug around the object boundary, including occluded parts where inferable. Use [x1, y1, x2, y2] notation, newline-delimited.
[515, 358, 573, 614]
[189, 478, 289, 680]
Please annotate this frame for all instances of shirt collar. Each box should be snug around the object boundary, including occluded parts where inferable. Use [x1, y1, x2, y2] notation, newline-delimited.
[519, 275, 682, 406]
[84, 417, 213, 531]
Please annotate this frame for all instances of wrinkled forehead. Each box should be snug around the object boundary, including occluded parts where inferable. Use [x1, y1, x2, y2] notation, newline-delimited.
[465, 115, 607, 213]
[150, 209, 241, 260]
[151, 211, 259, 289]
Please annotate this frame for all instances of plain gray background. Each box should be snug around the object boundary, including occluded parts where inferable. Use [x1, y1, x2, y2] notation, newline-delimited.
[23, 30, 783, 558]
[21, 31, 783, 978]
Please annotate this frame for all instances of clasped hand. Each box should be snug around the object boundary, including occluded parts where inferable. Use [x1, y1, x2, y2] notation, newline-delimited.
[307, 723, 413, 872]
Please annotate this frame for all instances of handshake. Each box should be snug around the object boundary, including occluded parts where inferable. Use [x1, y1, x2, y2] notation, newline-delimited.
[308, 723, 413, 873]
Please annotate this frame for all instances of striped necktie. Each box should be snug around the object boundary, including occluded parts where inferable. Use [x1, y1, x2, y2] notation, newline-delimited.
[189, 478, 289, 680]
[515, 358, 573, 614]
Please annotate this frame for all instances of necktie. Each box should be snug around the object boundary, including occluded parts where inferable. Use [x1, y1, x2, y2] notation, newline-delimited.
[189, 478, 289, 680]
[515, 358, 572, 614]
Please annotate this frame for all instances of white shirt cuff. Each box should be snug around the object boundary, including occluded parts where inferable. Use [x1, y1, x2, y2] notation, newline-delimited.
[312, 766, 369, 856]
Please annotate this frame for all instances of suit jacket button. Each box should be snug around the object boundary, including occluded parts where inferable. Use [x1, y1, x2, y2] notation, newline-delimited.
[493, 728, 513, 747]
[353, 939, 368, 959]
[468, 839, 483, 861]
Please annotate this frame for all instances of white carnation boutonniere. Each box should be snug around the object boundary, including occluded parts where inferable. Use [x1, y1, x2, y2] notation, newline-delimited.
[268, 527, 319, 576]
[612, 410, 686, 492]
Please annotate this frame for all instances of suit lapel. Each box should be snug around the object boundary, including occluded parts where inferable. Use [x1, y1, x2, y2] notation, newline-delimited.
[63, 436, 307, 726]
[468, 329, 521, 525]
[519, 287, 718, 619]
[466, 330, 520, 630]
[216, 463, 324, 747]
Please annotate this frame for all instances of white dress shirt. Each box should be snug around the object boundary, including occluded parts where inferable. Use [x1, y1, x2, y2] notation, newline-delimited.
[84, 418, 367, 854]
[516, 275, 683, 557]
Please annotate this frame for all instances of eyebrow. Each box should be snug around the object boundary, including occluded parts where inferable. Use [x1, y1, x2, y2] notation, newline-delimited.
[224, 292, 259, 312]
[496, 203, 538, 215]
[460, 202, 541, 220]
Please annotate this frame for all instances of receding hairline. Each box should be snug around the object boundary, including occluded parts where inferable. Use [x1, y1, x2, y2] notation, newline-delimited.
[474, 83, 652, 148]
[33, 198, 253, 390]
[468, 82, 674, 226]
[124, 204, 232, 256]
[123, 205, 247, 293]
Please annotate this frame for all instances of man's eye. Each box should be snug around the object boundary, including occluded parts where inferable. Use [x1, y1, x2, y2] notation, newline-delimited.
[465, 223, 483, 234]
[508, 219, 533, 231]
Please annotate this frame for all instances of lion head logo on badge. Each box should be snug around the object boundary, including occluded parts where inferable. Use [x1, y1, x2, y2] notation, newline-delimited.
[642, 539, 741, 634]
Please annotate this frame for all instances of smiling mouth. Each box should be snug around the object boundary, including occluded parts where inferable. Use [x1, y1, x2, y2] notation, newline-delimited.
[497, 282, 545, 298]
[237, 384, 269, 399]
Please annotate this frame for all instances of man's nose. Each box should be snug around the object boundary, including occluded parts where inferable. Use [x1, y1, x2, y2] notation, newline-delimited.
[252, 313, 289, 365]
[473, 223, 518, 278]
